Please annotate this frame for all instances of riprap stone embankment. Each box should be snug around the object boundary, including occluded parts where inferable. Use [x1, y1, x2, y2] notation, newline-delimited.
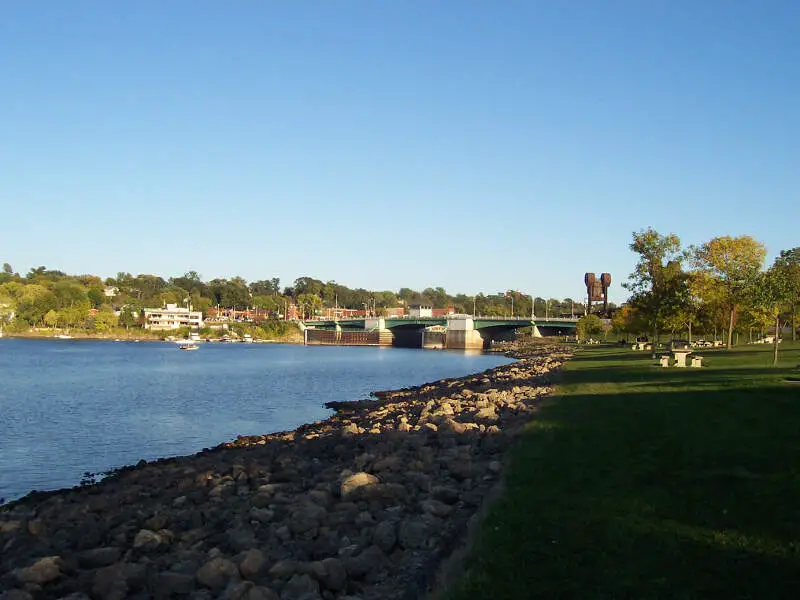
[0, 345, 571, 600]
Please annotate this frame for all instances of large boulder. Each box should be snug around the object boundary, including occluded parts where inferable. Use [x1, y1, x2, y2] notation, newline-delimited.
[340, 472, 379, 499]
[14, 556, 62, 585]
[307, 557, 347, 592]
[238, 548, 268, 580]
[196, 556, 240, 591]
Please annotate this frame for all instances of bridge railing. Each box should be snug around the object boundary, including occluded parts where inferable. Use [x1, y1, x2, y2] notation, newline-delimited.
[303, 315, 580, 323]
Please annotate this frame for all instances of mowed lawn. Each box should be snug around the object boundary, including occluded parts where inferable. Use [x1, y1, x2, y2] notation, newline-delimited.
[448, 341, 800, 600]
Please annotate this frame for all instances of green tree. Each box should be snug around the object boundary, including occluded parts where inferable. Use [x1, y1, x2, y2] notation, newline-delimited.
[59, 303, 90, 329]
[87, 287, 105, 308]
[91, 310, 118, 333]
[294, 276, 324, 298]
[623, 228, 687, 354]
[44, 309, 59, 328]
[16, 284, 58, 325]
[749, 264, 792, 365]
[0, 288, 14, 328]
[297, 293, 322, 319]
[772, 248, 800, 341]
[693, 235, 766, 349]
[610, 305, 647, 339]
[2, 263, 12, 274]
[119, 305, 138, 330]
[576, 314, 604, 341]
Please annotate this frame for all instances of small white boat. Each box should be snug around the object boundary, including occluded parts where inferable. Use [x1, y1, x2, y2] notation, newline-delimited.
[179, 343, 199, 351]
[56, 334, 73, 339]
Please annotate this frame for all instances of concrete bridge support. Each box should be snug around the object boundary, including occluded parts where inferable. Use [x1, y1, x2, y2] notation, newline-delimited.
[444, 316, 485, 350]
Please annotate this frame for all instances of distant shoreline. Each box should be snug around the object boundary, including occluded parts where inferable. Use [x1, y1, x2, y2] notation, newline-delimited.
[0, 330, 303, 344]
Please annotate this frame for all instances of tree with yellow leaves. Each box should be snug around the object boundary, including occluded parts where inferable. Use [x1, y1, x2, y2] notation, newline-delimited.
[693, 235, 766, 350]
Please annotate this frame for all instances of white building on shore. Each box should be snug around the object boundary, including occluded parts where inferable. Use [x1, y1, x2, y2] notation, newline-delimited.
[143, 304, 203, 331]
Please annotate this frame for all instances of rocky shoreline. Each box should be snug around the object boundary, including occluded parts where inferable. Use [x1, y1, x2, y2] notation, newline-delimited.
[1, 345, 571, 600]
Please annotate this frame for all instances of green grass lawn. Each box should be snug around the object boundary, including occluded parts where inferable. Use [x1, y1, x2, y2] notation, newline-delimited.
[448, 341, 800, 600]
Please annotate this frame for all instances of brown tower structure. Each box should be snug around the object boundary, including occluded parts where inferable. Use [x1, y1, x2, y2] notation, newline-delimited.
[584, 272, 611, 315]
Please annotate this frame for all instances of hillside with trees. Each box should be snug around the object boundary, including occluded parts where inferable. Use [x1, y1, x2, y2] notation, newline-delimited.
[0, 264, 587, 338]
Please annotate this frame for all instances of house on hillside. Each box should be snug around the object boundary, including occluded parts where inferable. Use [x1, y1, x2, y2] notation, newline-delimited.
[143, 304, 203, 330]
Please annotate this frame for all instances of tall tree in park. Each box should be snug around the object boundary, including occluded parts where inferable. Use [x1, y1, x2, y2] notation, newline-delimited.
[772, 248, 800, 341]
[693, 236, 766, 349]
[749, 264, 792, 365]
[623, 228, 687, 354]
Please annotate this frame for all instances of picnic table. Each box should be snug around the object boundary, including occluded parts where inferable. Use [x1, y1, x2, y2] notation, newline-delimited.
[672, 349, 692, 368]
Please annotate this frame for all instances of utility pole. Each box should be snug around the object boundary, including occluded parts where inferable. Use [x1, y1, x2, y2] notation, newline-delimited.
[530, 294, 535, 338]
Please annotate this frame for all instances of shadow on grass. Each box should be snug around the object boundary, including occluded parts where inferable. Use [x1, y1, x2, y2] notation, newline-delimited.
[447, 353, 800, 600]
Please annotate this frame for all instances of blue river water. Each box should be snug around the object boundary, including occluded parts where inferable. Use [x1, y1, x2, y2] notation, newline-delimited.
[0, 338, 513, 502]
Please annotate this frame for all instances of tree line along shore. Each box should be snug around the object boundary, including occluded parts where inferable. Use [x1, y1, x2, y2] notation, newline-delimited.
[0, 265, 592, 342]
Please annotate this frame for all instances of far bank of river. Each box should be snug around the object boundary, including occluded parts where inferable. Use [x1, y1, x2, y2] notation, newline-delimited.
[0, 329, 302, 344]
[0, 339, 515, 503]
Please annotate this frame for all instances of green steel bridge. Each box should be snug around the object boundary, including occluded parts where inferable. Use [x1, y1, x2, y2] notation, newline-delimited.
[300, 315, 579, 332]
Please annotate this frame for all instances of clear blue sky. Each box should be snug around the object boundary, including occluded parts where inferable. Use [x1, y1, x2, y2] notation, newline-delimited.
[1, 1, 797, 303]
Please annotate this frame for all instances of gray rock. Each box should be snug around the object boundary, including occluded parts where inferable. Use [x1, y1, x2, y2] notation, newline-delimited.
[14, 555, 62, 585]
[341, 422, 360, 436]
[352, 482, 408, 503]
[154, 571, 195, 596]
[133, 528, 164, 551]
[398, 519, 428, 550]
[289, 504, 327, 536]
[275, 524, 292, 542]
[250, 507, 275, 524]
[196, 556, 240, 591]
[405, 471, 432, 492]
[0, 520, 22, 534]
[280, 573, 319, 599]
[92, 563, 129, 600]
[78, 546, 122, 568]
[268, 559, 299, 580]
[307, 557, 346, 591]
[344, 545, 385, 579]
[439, 418, 468, 434]
[450, 458, 472, 481]
[474, 407, 498, 422]
[0, 591, 34, 600]
[27, 518, 46, 536]
[372, 520, 396, 553]
[420, 499, 453, 517]
[223, 581, 279, 600]
[239, 548, 267, 580]
[227, 527, 258, 552]
[372, 455, 403, 472]
[340, 472, 379, 499]
[431, 485, 460, 505]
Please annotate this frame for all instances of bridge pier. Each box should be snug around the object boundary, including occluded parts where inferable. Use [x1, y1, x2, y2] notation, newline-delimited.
[445, 316, 485, 350]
